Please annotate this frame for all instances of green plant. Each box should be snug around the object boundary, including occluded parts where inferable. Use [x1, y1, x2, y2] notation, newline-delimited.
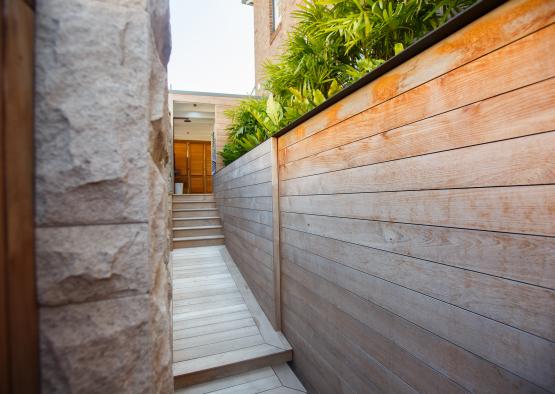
[220, 95, 285, 165]
[220, 0, 477, 165]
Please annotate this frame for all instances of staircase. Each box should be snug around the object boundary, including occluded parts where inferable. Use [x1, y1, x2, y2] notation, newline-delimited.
[172, 194, 225, 249]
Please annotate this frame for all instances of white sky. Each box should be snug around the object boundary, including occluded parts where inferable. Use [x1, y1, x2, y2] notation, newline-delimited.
[168, 0, 255, 95]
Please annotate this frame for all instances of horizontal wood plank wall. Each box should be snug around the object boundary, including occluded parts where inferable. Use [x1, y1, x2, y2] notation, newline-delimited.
[214, 139, 277, 328]
[276, 0, 555, 392]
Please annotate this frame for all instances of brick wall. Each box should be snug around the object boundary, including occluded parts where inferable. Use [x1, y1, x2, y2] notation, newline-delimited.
[253, 0, 303, 94]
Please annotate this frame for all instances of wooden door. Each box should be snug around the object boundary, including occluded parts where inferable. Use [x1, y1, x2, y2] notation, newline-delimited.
[173, 140, 212, 193]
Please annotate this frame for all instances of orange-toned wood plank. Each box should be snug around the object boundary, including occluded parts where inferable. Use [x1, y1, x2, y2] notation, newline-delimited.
[281, 185, 555, 237]
[282, 226, 555, 344]
[278, 0, 555, 151]
[279, 23, 555, 164]
[283, 248, 555, 391]
[281, 132, 555, 196]
[281, 211, 555, 290]
[281, 77, 555, 181]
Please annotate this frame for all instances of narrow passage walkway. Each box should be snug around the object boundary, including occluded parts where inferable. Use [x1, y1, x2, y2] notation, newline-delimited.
[172, 245, 304, 393]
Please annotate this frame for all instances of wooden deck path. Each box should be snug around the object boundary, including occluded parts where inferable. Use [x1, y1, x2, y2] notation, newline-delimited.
[176, 366, 306, 394]
[172, 246, 299, 390]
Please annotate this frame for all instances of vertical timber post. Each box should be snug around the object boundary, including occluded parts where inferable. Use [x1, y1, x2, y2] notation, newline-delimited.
[270, 137, 282, 330]
[1, 0, 39, 392]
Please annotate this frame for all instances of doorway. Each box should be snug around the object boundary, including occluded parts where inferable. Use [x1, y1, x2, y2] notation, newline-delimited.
[174, 140, 212, 193]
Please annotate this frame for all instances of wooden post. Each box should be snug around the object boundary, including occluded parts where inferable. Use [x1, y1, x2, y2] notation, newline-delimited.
[270, 137, 282, 330]
[1, 0, 39, 392]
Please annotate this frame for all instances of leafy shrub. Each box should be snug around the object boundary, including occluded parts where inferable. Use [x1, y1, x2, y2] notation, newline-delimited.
[220, 0, 477, 165]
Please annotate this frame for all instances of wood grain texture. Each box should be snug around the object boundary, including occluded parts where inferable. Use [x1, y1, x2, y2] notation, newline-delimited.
[277, 0, 555, 151]
[282, 262, 550, 393]
[281, 243, 555, 386]
[281, 212, 555, 290]
[1, 1, 39, 392]
[281, 79, 555, 182]
[271, 137, 282, 330]
[281, 185, 555, 236]
[176, 364, 305, 394]
[172, 246, 292, 388]
[281, 131, 555, 196]
[282, 226, 555, 343]
[279, 22, 555, 164]
[215, 141, 277, 328]
[214, 2, 555, 392]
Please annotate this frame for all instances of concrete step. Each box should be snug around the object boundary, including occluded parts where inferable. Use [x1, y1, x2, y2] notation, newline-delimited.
[173, 208, 219, 218]
[173, 194, 215, 202]
[173, 235, 225, 249]
[173, 225, 223, 238]
[173, 201, 217, 210]
[173, 217, 222, 227]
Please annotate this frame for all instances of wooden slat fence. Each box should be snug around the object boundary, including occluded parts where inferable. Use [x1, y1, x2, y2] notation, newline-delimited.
[214, 1, 555, 392]
[214, 139, 278, 328]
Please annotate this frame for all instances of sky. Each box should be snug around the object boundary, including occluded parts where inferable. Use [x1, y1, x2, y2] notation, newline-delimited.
[168, 0, 255, 95]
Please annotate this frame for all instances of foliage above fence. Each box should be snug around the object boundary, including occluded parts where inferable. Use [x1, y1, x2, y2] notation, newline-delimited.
[220, 0, 477, 165]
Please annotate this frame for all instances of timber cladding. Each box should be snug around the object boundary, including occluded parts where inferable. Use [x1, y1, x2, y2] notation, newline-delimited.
[214, 139, 277, 327]
[215, 0, 555, 392]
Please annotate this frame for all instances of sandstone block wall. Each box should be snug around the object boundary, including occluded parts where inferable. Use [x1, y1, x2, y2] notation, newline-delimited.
[34, 0, 173, 392]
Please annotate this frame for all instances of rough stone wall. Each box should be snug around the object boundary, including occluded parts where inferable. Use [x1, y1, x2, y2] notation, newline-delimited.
[34, 0, 173, 392]
[253, 0, 303, 93]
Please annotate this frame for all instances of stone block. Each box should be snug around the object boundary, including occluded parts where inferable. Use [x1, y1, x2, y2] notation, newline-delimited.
[148, 257, 172, 392]
[40, 295, 170, 394]
[149, 158, 169, 273]
[148, 0, 172, 66]
[36, 223, 151, 306]
[35, 0, 154, 226]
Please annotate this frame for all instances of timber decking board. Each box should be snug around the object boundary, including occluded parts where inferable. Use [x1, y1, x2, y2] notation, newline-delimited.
[176, 365, 306, 394]
[172, 246, 292, 388]
[174, 318, 256, 341]
[174, 335, 266, 362]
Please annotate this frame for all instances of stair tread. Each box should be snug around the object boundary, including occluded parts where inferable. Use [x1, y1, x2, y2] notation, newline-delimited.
[174, 200, 215, 203]
[175, 363, 306, 393]
[173, 225, 223, 230]
[173, 217, 221, 221]
[174, 235, 225, 241]
[173, 344, 291, 381]
[173, 208, 218, 212]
